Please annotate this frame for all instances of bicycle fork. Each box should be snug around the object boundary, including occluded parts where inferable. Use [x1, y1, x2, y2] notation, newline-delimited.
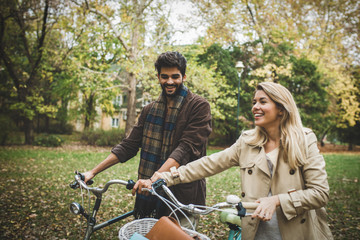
[71, 195, 134, 240]
[227, 223, 242, 240]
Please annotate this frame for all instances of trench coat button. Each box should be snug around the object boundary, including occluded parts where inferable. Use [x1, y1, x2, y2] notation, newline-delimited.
[300, 218, 306, 224]
[289, 169, 295, 175]
[241, 192, 246, 197]
[248, 169, 253, 175]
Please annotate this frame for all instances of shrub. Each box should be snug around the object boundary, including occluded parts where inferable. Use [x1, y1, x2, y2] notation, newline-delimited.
[34, 134, 64, 147]
[48, 123, 74, 134]
[0, 115, 18, 145]
[81, 128, 125, 146]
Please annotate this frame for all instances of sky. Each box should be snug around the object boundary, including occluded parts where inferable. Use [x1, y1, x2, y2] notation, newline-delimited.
[167, 1, 205, 45]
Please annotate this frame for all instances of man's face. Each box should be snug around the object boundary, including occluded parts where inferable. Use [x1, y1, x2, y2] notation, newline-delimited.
[158, 67, 186, 97]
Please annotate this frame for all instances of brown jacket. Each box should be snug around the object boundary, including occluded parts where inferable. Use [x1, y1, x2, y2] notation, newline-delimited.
[162, 128, 333, 239]
[111, 90, 212, 206]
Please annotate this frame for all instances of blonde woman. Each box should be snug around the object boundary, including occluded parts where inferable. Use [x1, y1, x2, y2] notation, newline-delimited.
[134, 82, 333, 239]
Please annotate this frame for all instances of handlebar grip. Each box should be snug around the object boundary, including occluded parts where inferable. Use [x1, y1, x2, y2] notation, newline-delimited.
[70, 171, 93, 189]
[78, 172, 93, 185]
[242, 202, 259, 209]
[126, 180, 135, 190]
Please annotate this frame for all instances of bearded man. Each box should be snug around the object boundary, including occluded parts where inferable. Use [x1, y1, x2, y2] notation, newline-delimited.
[83, 51, 212, 227]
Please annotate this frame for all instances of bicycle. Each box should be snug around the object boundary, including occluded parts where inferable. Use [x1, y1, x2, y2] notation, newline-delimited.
[69, 172, 258, 240]
[69, 171, 136, 240]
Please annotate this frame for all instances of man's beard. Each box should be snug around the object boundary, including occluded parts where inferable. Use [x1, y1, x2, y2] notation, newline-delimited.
[161, 83, 183, 97]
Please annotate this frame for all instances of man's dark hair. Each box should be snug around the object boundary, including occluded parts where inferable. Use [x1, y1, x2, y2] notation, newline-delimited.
[155, 51, 187, 76]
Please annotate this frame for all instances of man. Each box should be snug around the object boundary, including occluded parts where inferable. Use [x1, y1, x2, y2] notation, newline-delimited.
[83, 51, 212, 226]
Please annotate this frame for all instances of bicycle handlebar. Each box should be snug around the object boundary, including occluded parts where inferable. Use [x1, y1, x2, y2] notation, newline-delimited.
[70, 172, 135, 196]
[149, 179, 259, 217]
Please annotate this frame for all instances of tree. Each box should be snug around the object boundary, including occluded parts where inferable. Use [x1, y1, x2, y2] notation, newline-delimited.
[0, 0, 59, 144]
[251, 42, 331, 138]
[191, 0, 359, 142]
[197, 43, 242, 143]
[79, 0, 175, 135]
[333, 66, 360, 150]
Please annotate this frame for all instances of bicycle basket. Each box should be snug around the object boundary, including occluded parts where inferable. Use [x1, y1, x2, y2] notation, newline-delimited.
[118, 218, 210, 240]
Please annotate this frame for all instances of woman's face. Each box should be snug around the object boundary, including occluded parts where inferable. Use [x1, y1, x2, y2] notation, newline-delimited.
[252, 90, 282, 130]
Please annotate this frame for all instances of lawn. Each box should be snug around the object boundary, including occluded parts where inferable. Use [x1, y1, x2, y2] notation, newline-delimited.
[0, 146, 359, 239]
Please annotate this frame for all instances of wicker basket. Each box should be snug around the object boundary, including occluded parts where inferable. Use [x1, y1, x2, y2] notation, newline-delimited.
[118, 218, 210, 240]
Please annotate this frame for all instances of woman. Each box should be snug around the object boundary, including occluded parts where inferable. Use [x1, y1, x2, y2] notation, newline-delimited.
[134, 82, 333, 239]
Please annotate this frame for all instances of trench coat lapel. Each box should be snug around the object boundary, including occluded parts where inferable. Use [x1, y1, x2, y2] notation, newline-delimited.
[254, 147, 271, 177]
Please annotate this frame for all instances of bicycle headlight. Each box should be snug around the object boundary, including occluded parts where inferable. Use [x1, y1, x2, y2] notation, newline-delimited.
[70, 202, 84, 215]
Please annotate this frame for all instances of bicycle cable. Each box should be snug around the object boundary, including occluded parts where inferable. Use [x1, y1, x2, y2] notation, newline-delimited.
[150, 189, 196, 230]
[80, 185, 84, 238]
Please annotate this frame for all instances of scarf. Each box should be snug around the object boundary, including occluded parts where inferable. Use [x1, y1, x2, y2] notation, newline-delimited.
[134, 84, 188, 218]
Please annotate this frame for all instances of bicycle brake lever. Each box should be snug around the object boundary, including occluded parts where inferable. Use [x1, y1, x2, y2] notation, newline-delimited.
[152, 179, 166, 189]
[126, 180, 135, 190]
[236, 202, 247, 217]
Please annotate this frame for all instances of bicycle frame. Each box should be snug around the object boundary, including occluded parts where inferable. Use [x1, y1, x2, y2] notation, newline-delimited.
[69, 173, 135, 240]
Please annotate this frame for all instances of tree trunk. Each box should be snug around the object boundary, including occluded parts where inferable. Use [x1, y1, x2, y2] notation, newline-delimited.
[24, 118, 34, 145]
[320, 129, 329, 147]
[84, 93, 95, 130]
[124, 7, 141, 137]
[45, 116, 50, 133]
[125, 72, 137, 136]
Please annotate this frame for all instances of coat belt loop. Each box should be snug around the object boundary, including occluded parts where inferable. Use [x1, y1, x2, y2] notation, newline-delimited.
[288, 189, 304, 215]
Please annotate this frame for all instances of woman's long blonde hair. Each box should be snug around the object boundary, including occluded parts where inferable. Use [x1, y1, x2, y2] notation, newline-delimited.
[245, 82, 307, 169]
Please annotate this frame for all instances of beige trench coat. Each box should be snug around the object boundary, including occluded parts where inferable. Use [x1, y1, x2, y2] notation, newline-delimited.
[161, 128, 333, 240]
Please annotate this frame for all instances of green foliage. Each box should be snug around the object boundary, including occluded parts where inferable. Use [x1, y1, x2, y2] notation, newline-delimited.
[34, 134, 64, 147]
[0, 115, 17, 145]
[283, 56, 331, 135]
[48, 123, 74, 135]
[333, 122, 360, 150]
[81, 128, 126, 146]
[196, 44, 242, 143]
[250, 41, 331, 137]
[0, 0, 61, 144]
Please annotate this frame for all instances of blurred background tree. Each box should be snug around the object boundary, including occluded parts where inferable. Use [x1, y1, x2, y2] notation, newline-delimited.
[0, 0, 358, 148]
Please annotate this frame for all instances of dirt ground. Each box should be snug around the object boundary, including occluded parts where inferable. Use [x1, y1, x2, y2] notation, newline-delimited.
[318, 143, 360, 153]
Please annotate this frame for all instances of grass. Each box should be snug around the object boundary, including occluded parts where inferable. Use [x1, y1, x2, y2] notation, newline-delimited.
[0, 146, 359, 239]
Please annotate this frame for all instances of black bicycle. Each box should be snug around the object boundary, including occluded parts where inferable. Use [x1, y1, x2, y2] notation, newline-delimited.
[69, 171, 135, 240]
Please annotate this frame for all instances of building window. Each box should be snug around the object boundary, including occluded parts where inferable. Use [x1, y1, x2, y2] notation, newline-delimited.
[111, 118, 119, 127]
[113, 95, 123, 107]
[122, 110, 127, 120]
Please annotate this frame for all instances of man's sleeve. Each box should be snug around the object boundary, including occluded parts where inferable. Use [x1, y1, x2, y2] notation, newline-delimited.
[111, 105, 150, 163]
[169, 98, 212, 165]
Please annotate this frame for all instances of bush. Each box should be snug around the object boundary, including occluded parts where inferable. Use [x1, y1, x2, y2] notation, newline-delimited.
[81, 128, 125, 146]
[34, 134, 64, 147]
[48, 123, 74, 134]
[0, 115, 18, 145]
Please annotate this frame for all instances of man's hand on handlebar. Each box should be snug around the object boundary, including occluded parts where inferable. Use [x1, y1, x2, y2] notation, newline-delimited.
[132, 179, 152, 196]
[132, 171, 163, 196]
[82, 171, 95, 184]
